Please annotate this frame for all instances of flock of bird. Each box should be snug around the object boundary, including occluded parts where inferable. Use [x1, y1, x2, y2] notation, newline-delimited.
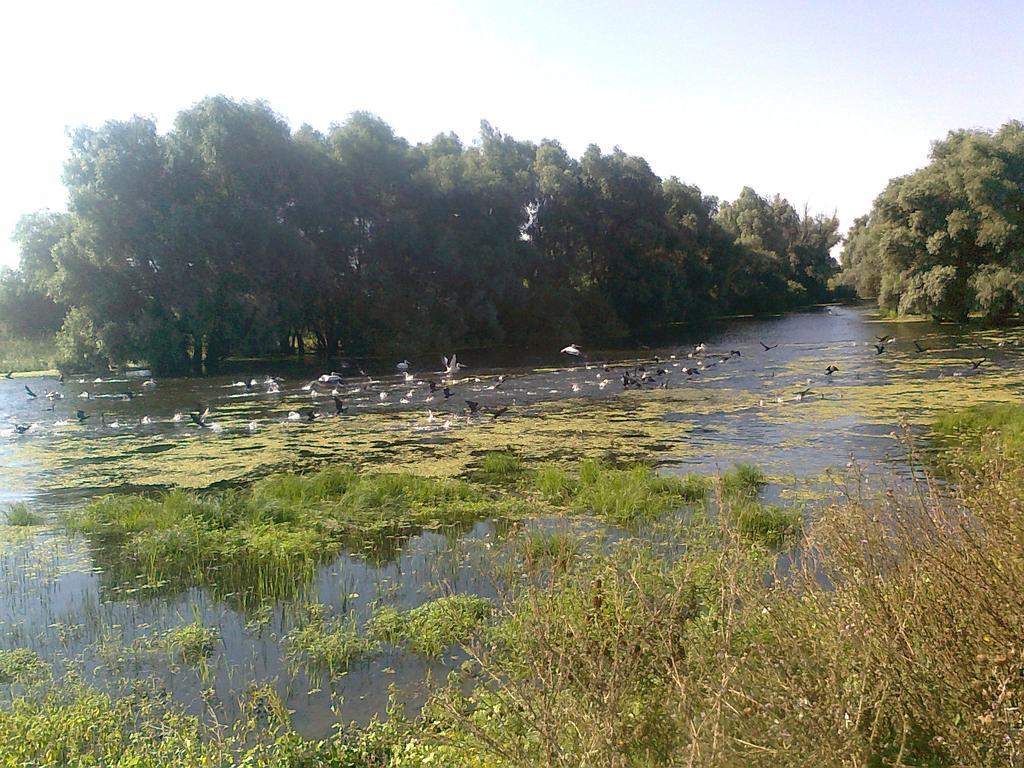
[2, 313, 1012, 440]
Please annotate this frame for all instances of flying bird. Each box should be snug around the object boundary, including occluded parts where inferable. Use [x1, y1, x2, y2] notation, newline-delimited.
[466, 400, 480, 414]
[874, 345, 886, 355]
[560, 344, 582, 357]
[24, 385, 36, 398]
[825, 365, 839, 376]
[970, 358, 986, 370]
[442, 354, 465, 378]
[76, 410, 88, 422]
[913, 340, 926, 353]
[14, 424, 30, 434]
[486, 405, 509, 420]
[760, 342, 778, 351]
[190, 406, 210, 428]
[396, 360, 410, 371]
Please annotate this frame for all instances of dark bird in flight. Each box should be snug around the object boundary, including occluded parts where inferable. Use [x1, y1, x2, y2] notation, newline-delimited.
[913, 340, 926, 353]
[494, 374, 508, 389]
[302, 408, 319, 421]
[486, 405, 509, 420]
[874, 345, 886, 355]
[682, 367, 700, 376]
[825, 365, 839, 376]
[58, 373, 65, 384]
[970, 358, 986, 370]
[760, 342, 778, 351]
[466, 400, 480, 414]
[14, 424, 30, 434]
[24, 385, 36, 398]
[76, 410, 88, 422]
[428, 380, 438, 393]
[730, 350, 742, 357]
[333, 396, 348, 414]
[190, 406, 210, 428]
[876, 335, 894, 343]
[3, 371, 12, 379]
[443, 386, 452, 399]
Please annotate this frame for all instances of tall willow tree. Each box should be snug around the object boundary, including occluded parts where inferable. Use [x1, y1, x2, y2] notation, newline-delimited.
[840, 120, 1024, 322]
[4, 97, 842, 373]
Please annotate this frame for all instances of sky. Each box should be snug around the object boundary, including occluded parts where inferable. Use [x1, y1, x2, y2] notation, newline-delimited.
[2, 0, 1023, 268]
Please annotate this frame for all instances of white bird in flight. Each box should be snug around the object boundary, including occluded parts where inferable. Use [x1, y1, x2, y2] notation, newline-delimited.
[561, 344, 582, 356]
[442, 354, 464, 378]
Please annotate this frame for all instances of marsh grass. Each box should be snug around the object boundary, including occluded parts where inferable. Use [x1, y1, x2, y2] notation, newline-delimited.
[720, 462, 767, 498]
[474, 450, 529, 485]
[164, 618, 220, 667]
[536, 459, 707, 526]
[0, 677, 417, 766]
[0, 649, 47, 685]
[519, 529, 580, 573]
[3, 503, 42, 527]
[63, 468, 516, 608]
[933, 403, 1024, 469]
[727, 498, 802, 546]
[369, 595, 494, 659]
[534, 465, 574, 503]
[282, 603, 376, 679]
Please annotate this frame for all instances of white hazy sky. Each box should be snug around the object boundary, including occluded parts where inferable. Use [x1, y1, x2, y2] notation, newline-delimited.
[2, 0, 1023, 268]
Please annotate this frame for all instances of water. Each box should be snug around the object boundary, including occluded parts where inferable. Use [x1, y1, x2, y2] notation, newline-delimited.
[1, 304, 1023, 735]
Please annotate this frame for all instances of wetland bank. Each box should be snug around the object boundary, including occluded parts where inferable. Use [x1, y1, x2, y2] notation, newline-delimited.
[3, 305, 1024, 765]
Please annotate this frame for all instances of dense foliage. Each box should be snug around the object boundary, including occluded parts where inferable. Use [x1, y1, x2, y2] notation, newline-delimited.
[1, 97, 839, 373]
[839, 119, 1024, 322]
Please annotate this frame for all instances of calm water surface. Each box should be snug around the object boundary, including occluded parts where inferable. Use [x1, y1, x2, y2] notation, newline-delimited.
[1, 305, 1022, 734]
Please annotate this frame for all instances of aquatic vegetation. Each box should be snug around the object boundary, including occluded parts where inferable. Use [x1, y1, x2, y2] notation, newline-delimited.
[534, 465, 574, 503]
[727, 498, 802, 547]
[2, 503, 42, 527]
[63, 467, 520, 605]
[719, 462, 767, 498]
[282, 603, 376, 678]
[0, 649, 47, 685]
[567, 459, 707, 525]
[0, 678, 436, 767]
[933, 402, 1024, 460]
[473, 450, 529, 484]
[369, 595, 493, 658]
[163, 617, 219, 666]
[519, 529, 580, 571]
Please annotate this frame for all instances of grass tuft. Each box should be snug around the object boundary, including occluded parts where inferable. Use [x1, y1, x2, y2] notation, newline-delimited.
[282, 604, 376, 678]
[3, 503, 42, 527]
[368, 595, 493, 658]
[474, 450, 529, 484]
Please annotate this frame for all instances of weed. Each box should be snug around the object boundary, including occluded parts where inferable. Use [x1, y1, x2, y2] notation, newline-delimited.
[282, 604, 376, 678]
[3, 503, 42, 527]
[475, 450, 529, 484]
[0, 649, 47, 685]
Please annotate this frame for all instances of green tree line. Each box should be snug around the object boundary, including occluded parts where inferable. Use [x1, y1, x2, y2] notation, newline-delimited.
[0, 96, 840, 374]
[838, 119, 1024, 323]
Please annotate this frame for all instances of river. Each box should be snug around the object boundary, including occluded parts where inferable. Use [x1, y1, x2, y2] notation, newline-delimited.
[0, 304, 1022, 734]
